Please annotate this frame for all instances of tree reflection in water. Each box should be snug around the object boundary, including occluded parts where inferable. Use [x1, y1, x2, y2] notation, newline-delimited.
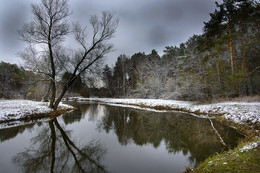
[94, 105, 243, 166]
[12, 118, 108, 173]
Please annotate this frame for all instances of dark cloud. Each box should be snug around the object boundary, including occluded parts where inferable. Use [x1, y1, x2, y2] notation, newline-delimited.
[0, 0, 31, 63]
[134, 0, 219, 45]
[148, 25, 168, 45]
[2, 9, 25, 46]
[0, 0, 220, 65]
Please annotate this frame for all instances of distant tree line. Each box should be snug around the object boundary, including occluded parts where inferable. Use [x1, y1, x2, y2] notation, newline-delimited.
[102, 0, 260, 100]
[0, 61, 108, 100]
[0, 62, 27, 99]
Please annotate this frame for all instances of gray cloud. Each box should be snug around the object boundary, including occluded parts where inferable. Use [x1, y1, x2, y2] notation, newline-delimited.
[148, 25, 168, 45]
[0, 0, 220, 65]
[0, 0, 31, 63]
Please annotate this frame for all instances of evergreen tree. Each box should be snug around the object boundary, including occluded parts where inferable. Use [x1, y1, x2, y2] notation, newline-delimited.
[102, 65, 113, 96]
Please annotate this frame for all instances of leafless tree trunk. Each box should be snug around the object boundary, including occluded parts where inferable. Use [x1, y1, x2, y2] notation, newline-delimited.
[42, 83, 51, 102]
[19, 0, 118, 110]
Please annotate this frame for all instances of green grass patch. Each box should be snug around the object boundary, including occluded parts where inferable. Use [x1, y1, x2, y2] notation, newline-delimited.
[188, 139, 260, 173]
[188, 116, 260, 173]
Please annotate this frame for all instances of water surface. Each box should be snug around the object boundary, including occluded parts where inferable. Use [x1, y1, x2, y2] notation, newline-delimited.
[0, 102, 243, 173]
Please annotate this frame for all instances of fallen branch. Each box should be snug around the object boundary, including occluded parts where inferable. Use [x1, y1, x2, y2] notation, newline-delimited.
[208, 117, 227, 147]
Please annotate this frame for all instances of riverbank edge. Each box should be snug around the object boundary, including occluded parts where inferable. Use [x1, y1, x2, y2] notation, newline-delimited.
[66, 97, 260, 172]
[0, 107, 75, 124]
[0, 100, 76, 125]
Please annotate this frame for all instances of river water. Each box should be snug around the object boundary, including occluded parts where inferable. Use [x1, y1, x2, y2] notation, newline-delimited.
[0, 102, 243, 173]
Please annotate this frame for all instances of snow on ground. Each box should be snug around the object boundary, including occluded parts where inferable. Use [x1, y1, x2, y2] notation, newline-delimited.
[239, 141, 259, 152]
[1, 98, 259, 129]
[68, 97, 260, 125]
[0, 100, 73, 122]
[190, 102, 260, 124]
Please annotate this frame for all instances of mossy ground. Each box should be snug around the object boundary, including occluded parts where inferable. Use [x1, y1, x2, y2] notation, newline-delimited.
[186, 116, 260, 173]
[190, 139, 260, 173]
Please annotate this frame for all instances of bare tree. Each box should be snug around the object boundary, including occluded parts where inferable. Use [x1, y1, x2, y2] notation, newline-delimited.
[19, 0, 118, 110]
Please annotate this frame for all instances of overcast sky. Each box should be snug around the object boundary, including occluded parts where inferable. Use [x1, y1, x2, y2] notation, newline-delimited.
[0, 0, 221, 66]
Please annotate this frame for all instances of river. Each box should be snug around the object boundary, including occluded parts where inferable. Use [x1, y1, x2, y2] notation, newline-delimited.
[0, 102, 243, 173]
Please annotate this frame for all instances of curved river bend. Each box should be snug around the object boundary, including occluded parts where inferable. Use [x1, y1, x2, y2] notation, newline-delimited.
[0, 102, 243, 173]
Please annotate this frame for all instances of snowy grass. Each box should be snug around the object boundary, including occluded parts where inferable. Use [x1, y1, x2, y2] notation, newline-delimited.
[0, 100, 74, 128]
[239, 141, 259, 152]
[194, 139, 260, 172]
[67, 97, 260, 126]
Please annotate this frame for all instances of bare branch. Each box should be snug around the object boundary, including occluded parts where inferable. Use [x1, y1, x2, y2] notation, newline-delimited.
[247, 66, 260, 76]
[19, 0, 118, 109]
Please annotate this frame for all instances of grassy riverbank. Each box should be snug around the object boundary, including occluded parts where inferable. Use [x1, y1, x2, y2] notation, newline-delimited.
[189, 139, 260, 173]
[189, 117, 260, 173]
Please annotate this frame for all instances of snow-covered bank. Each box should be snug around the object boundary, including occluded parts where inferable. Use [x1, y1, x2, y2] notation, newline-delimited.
[0, 100, 73, 127]
[68, 97, 260, 126]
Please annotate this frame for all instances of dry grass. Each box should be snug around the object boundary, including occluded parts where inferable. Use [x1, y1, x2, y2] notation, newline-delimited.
[198, 95, 260, 104]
